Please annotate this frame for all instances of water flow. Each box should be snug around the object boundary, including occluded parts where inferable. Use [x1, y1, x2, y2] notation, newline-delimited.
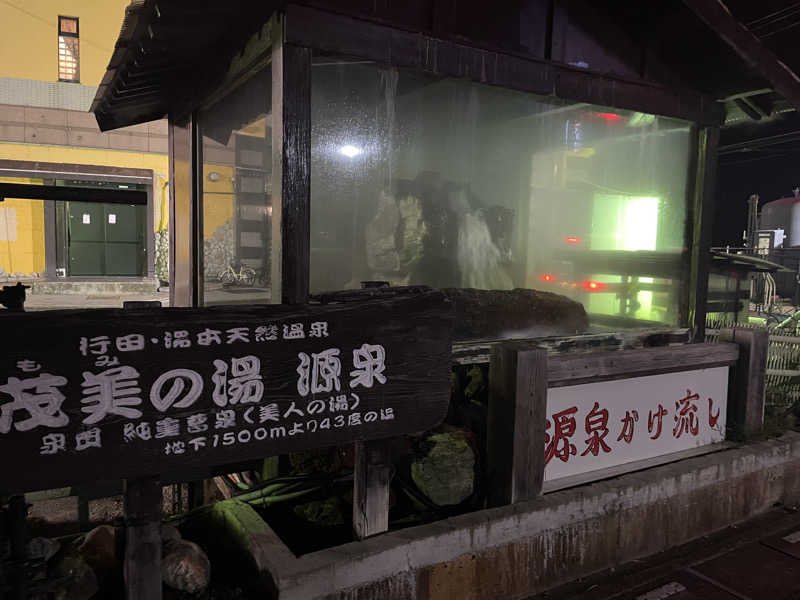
[457, 210, 513, 290]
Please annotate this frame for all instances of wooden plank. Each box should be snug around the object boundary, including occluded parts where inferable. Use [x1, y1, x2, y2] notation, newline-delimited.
[0, 291, 453, 495]
[547, 342, 738, 388]
[487, 344, 547, 506]
[543, 442, 734, 494]
[352, 439, 392, 539]
[9, 495, 28, 600]
[451, 328, 691, 366]
[123, 476, 162, 600]
[168, 115, 198, 308]
[719, 328, 768, 438]
[0, 183, 145, 205]
[766, 369, 800, 377]
[688, 126, 720, 341]
[683, 0, 800, 113]
[278, 41, 311, 305]
[284, 5, 724, 126]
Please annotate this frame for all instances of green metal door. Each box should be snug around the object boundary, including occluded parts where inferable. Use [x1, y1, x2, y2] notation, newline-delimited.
[68, 202, 145, 276]
[68, 202, 105, 275]
[105, 204, 142, 275]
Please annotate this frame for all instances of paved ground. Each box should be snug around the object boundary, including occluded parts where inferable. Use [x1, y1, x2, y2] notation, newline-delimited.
[16, 285, 271, 310]
[22, 290, 170, 310]
[531, 506, 800, 600]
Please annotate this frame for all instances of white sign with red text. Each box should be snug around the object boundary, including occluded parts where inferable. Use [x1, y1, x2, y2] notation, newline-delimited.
[544, 367, 728, 482]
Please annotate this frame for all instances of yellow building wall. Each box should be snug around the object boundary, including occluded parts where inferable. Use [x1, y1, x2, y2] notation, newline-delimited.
[0, 144, 169, 273]
[202, 164, 235, 240]
[0, 178, 45, 274]
[0, 0, 129, 86]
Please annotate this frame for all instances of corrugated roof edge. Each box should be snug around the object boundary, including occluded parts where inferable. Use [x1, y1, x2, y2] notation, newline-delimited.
[90, 0, 160, 131]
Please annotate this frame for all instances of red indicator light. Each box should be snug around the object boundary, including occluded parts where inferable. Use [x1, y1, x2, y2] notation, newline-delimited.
[564, 236, 581, 244]
[582, 280, 607, 292]
[595, 112, 622, 122]
[541, 273, 555, 283]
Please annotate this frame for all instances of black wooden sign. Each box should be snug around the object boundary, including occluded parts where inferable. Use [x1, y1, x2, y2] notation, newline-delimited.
[0, 291, 453, 495]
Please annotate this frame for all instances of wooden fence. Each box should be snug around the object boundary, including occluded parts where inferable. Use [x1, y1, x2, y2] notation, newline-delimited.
[707, 318, 800, 410]
[487, 330, 766, 505]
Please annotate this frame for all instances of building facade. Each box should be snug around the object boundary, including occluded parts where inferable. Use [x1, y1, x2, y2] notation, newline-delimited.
[0, 0, 170, 282]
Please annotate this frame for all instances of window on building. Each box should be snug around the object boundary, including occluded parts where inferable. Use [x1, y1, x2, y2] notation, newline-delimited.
[310, 59, 693, 336]
[58, 16, 80, 82]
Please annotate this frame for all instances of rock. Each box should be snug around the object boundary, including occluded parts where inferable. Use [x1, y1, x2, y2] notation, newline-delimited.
[411, 429, 476, 506]
[161, 523, 182, 543]
[78, 524, 119, 579]
[289, 447, 347, 475]
[50, 554, 99, 600]
[293, 497, 345, 527]
[203, 219, 236, 280]
[26, 536, 60, 562]
[162, 539, 210, 594]
[155, 228, 170, 283]
[442, 287, 589, 340]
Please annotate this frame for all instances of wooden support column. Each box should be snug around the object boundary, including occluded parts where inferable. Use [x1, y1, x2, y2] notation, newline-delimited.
[272, 22, 312, 306]
[123, 476, 162, 600]
[168, 114, 200, 309]
[352, 439, 392, 540]
[688, 126, 720, 341]
[6, 494, 28, 600]
[121, 299, 163, 599]
[487, 344, 548, 507]
[719, 327, 768, 438]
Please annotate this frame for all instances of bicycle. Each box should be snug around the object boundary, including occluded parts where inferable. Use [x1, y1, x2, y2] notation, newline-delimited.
[218, 262, 256, 286]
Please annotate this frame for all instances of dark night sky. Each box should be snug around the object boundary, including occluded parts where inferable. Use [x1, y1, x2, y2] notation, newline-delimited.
[713, 151, 800, 247]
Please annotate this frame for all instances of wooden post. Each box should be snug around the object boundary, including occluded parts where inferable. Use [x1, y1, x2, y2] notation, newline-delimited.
[352, 439, 392, 540]
[123, 476, 162, 600]
[5, 494, 28, 600]
[487, 344, 548, 507]
[719, 328, 768, 438]
[121, 300, 163, 599]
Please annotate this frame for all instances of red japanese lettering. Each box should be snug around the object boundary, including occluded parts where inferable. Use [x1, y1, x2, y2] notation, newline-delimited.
[581, 402, 611, 457]
[617, 410, 639, 444]
[648, 404, 668, 440]
[708, 397, 720, 428]
[544, 407, 578, 465]
[673, 389, 699, 438]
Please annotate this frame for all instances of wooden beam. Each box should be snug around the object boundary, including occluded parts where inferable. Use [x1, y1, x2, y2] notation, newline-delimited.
[123, 476, 162, 600]
[719, 328, 767, 438]
[352, 439, 392, 539]
[687, 126, 720, 341]
[547, 342, 739, 388]
[168, 115, 200, 308]
[683, 0, 800, 112]
[285, 4, 725, 126]
[735, 97, 763, 120]
[0, 183, 146, 205]
[487, 344, 547, 507]
[273, 35, 311, 304]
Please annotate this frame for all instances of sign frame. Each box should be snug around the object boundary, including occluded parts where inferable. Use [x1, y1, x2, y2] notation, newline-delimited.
[0, 291, 453, 495]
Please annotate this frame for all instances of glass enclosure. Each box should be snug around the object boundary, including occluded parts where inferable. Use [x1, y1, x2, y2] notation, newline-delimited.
[199, 64, 274, 306]
[310, 59, 692, 333]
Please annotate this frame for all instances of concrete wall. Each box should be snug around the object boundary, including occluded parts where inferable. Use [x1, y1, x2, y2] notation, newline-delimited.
[240, 432, 800, 599]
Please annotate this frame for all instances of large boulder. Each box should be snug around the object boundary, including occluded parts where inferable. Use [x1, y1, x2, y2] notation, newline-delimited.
[50, 554, 99, 600]
[78, 525, 119, 580]
[162, 539, 210, 594]
[26, 537, 60, 562]
[442, 287, 589, 340]
[411, 429, 476, 506]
